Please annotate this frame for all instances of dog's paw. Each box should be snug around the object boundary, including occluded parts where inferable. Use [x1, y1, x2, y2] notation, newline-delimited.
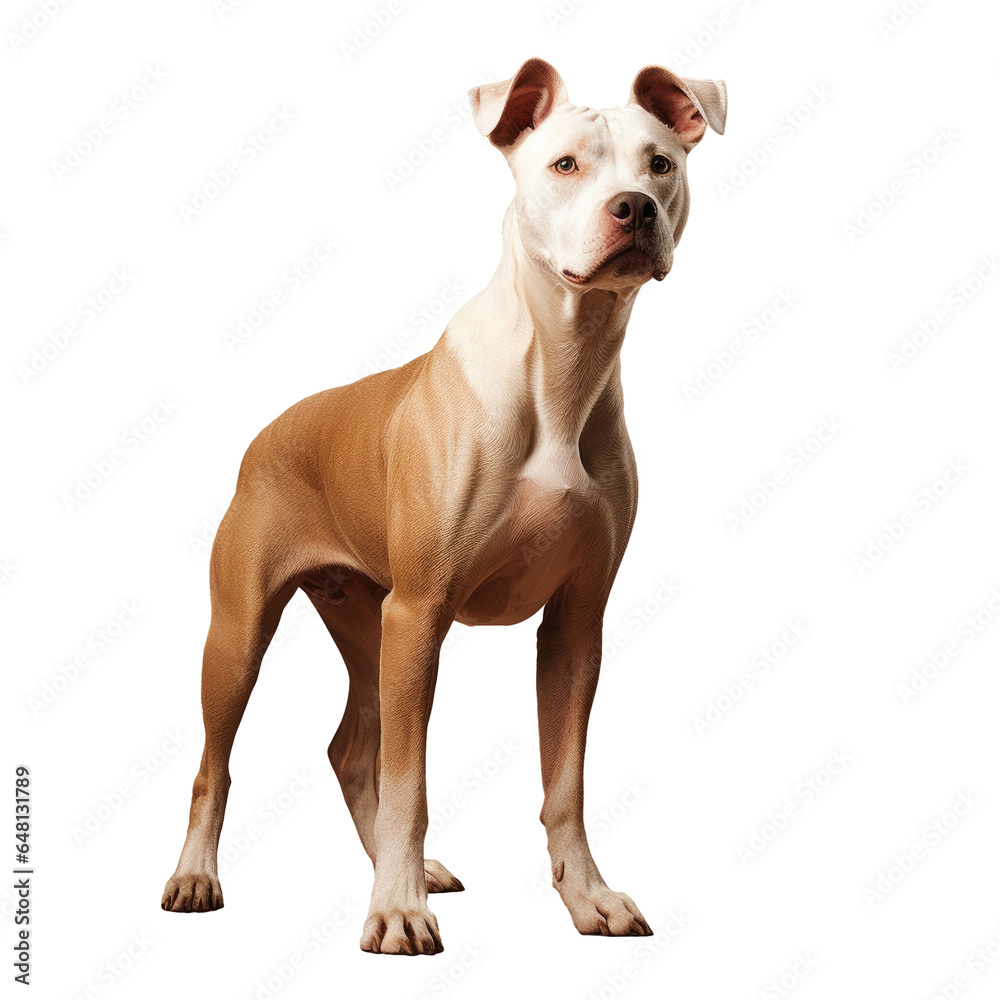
[424, 859, 464, 893]
[360, 902, 443, 955]
[564, 887, 652, 937]
[161, 871, 224, 912]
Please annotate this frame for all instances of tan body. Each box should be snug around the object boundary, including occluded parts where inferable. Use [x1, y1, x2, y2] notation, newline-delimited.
[161, 58, 726, 954]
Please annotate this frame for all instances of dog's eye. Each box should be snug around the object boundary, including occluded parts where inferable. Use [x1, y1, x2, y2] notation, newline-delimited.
[553, 156, 577, 174]
[650, 155, 672, 175]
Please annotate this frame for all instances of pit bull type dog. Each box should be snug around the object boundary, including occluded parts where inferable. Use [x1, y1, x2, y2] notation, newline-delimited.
[161, 58, 726, 955]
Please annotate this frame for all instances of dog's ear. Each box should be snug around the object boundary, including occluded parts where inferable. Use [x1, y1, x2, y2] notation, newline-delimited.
[469, 58, 568, 149]
[628, 66, 726, 150]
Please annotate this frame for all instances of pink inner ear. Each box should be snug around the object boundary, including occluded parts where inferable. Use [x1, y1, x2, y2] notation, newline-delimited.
[642, 84, 708, 144]
[670, 102, 707, 142]
[493, 88, 547, 147]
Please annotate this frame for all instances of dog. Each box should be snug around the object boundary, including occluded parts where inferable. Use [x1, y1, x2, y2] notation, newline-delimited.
[161, 57, 726, 955]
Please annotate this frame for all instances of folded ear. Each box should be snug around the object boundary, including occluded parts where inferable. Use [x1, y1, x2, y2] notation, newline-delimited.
[469, 58, 569, 148]
[628, 66, 727, 149]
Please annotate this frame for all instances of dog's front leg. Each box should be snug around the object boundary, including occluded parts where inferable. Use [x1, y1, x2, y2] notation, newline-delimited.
[536, 587, 653, 937]
[360, 591, 449, 955]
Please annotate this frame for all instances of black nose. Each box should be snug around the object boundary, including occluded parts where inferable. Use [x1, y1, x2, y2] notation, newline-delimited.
[606, 192, 657, 230]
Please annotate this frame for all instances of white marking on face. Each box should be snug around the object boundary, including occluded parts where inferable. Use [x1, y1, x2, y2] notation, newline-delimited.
[507, 104, 692, 290]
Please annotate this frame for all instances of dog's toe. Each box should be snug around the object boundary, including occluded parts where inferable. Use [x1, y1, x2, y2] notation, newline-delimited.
[161, 872, 224, 912]
[424, 859, 464, 893]
[565, 887, 652, 937]
[361, 903, 443, 955]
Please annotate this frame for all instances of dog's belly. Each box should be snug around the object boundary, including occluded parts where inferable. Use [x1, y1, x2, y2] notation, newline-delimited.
[455, 481, 597, 627]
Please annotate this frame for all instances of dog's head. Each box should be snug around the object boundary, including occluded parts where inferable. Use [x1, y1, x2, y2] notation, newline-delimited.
[470, 59, 726, 291]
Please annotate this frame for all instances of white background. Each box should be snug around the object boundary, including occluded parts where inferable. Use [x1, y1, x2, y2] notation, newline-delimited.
[4, 0, 1000, 997]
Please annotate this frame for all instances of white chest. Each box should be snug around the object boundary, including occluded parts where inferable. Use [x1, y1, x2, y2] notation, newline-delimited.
[519, 441, 592, 493]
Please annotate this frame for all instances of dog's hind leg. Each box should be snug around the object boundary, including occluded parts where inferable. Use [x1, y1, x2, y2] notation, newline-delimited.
[305, 568, 463, 894]
[161, 500, 300, 913]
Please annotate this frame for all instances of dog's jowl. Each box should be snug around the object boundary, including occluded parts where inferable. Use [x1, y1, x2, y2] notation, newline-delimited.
[161, 58, 726, 955]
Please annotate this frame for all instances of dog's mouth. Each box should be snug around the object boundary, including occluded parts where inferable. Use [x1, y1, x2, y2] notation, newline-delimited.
[561, 245, 667, 286]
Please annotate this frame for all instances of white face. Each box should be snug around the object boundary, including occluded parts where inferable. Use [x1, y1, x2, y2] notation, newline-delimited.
[508, 104, 692, 292]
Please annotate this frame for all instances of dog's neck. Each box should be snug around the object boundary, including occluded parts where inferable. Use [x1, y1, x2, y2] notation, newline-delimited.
[444, 204, 639, 487]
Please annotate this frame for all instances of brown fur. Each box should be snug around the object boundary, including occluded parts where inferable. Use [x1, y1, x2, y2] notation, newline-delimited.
[161, 58, 726, 954]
